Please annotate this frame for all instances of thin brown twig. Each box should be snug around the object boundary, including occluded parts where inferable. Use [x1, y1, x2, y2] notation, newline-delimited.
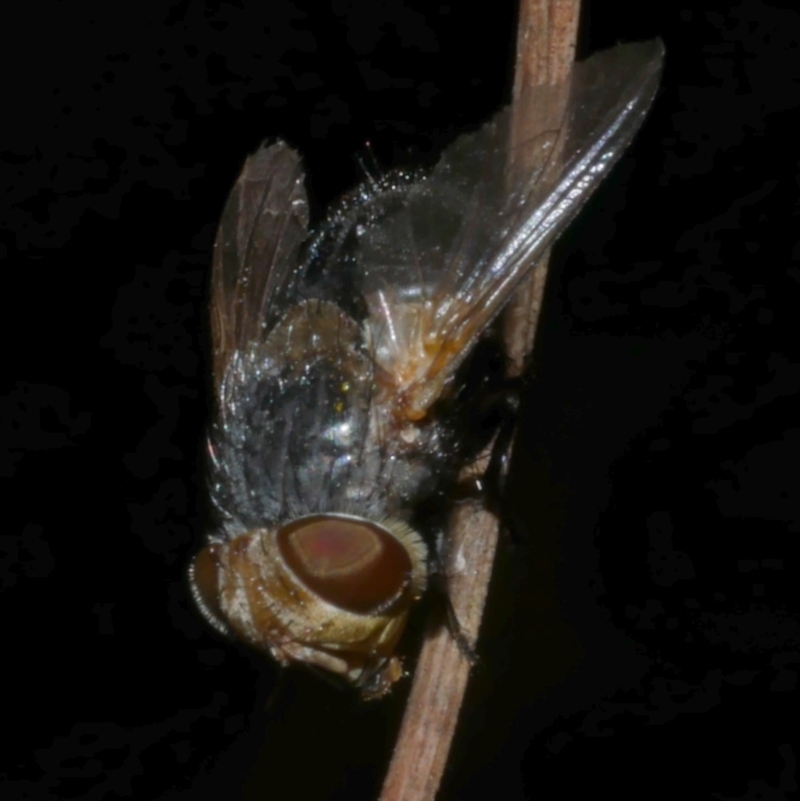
[504, 0, 579, 374]
[377, 2, 580, 800]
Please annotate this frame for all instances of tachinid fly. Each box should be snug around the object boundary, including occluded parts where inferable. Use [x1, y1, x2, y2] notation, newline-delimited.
[188, 41, 664, 698]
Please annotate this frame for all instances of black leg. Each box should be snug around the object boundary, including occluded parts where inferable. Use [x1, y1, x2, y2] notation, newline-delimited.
[427, 563, 480, 665]
[480, 384, 522, 522]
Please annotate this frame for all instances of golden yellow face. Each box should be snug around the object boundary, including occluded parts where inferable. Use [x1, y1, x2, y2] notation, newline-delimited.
[189, 514, 427, 699]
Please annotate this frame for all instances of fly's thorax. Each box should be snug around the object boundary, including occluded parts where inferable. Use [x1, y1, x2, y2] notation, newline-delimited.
[208, 297, 389, 527]
[189, 513, 427, 698]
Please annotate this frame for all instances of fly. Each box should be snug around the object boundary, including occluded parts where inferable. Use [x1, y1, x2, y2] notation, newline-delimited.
[188, 41, 664, 698]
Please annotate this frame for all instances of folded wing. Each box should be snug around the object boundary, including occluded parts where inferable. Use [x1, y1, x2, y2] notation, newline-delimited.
[302, 40, 664, 419]
[210, 142, 309, 412]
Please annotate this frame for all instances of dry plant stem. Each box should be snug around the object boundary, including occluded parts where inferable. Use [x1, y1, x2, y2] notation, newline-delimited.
[505, 0, 579, 372]
[377, 2, 580, 801]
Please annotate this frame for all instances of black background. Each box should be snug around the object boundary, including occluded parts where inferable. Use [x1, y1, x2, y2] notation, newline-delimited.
[2, 2, 798, 800]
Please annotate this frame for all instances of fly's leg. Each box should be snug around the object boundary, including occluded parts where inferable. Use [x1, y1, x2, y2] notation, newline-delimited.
[434, 341, 528, 653]
[450, 375, 525, 540]
[480, 380, 522, 524]
[427, 549, 480, 665]
[433, 390, 520, 663]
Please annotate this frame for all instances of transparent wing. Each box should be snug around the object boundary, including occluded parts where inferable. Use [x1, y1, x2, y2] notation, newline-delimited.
[210, 142, 309, 406]
[304, 40, 664, 419]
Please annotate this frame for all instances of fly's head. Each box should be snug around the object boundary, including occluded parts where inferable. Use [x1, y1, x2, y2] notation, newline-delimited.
[189, 514, 427, 699]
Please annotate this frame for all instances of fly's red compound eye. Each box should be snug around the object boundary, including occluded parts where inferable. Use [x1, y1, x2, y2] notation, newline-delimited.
[277, 516, 412, 614]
